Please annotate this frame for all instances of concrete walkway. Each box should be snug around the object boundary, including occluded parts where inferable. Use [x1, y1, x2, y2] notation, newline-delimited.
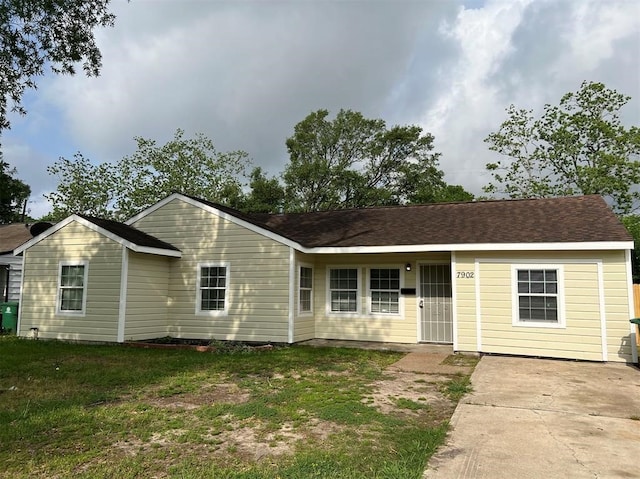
[424, 356, 640, 479]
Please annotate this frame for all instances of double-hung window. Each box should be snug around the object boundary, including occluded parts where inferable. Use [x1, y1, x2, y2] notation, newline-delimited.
[515, 268, 562, 325]
[370, 268, 400, 314]
[197, 263, 229, 315]
[299, 266, 313, 313]
[57, 262, 88, 314]
[329, 268, 358, 313]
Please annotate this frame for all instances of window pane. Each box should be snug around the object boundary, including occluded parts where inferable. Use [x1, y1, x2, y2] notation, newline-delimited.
[61, 288, 83, 311]
[300, 267, 313, 289]
[300, 290, 312, 312]
[530, 270, 544, 282]
[531, 282, 545, 293]
[517, 270, 529, 282]
[331, 291, 357, 312]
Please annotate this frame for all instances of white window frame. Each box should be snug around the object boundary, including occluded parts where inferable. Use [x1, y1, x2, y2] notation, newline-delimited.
[367, 266, 403, 317]
[196, 262, 230, 316]
[298, 264, 314, 315]
[511, 264, 565, 328]
[56, 260, 89, 316]
[326, 266, 361, 316]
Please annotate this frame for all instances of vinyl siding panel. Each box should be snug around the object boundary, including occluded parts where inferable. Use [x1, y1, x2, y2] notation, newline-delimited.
[124, 252, 171, 340]
[19, 221, 122, 342]
[131, 198, 290, 342]
[454, 251, 633, 362]
[313, 253, 449, 343]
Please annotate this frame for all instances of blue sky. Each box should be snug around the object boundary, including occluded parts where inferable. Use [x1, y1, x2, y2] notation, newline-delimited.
[4, 0, 640, 218]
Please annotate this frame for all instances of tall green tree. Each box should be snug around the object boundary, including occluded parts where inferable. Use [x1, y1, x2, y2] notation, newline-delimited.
[240, 167, 285, 214]
[0, 0, 116, 133]
[484, 81, 640, 214]
[283, 109, 471, 212]
[46, 129, 251, 221]
[0, 159, 30, 223]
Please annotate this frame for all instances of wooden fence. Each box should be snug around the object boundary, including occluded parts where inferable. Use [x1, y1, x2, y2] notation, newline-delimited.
[634, 284, 640, 317]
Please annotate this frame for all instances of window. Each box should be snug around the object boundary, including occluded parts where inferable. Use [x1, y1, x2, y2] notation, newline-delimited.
[329, 268, 358, 313]
[57, 262, 88, 314]
[299, 266, 313, 313]
[516, 268, 559, 323]
[197, 263, 229, 315]
[370, 268, 400, 314]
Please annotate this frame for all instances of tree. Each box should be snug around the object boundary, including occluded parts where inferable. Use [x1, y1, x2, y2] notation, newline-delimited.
[240, 167, 285, 214]
[0, 0, 116, 133]
[622, 215, 640, 283]
[46, 129, 251, 221]
[283, 109, 471, 212]
[0, 159, 30, 223]
[484, 81, 640, 214]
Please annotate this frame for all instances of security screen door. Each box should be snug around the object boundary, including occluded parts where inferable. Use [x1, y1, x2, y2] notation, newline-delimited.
[419, 264, 453, 343]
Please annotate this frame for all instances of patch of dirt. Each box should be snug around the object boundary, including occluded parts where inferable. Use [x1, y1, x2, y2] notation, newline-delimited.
[147, 382, 250, 410]
[365, 370, 456, 421]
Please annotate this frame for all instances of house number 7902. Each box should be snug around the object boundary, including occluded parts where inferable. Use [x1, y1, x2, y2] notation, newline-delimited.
[456, 271, 474, 278]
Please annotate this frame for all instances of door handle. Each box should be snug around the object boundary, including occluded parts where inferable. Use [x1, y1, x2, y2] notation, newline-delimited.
[419, 300, 424, 308]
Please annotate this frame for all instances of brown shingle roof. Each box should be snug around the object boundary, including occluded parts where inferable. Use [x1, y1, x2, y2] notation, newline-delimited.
[0, 223, 32, 254]
[195, 195, 631, 248]
[79, 215, 180, 252]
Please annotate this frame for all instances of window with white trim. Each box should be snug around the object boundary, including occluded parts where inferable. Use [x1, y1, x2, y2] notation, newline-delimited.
[299, 266, 313, 313]
[197, 263, 229, 314]
[516, 269, 559, 323]
[58, 262, 88, 314]
[329, 268, 358, 313]
[369, 268, 400, 314]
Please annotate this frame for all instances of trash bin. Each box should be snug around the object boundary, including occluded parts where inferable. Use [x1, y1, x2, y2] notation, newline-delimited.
[0, 302, 18, 334]
[631, 318, 640, 358]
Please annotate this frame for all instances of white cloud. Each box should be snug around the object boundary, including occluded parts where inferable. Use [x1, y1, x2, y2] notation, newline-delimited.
[4, 0, 639, 217]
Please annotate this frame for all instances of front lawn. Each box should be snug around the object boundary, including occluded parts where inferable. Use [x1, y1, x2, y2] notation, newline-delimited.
[0, 337, 474, 478]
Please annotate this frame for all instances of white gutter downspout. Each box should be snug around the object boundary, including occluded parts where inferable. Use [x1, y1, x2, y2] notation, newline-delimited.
[288, 248, 295, 344]
[117, 247, 129, 343]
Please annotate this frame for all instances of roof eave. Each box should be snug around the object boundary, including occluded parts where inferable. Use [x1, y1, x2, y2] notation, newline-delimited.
[299, 241, 635, 254]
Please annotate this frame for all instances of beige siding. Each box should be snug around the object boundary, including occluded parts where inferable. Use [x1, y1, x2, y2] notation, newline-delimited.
[312, 253, 449, 343]
[293, 252, 315, 342]
[19, 221, 122, 342]
[131, 198, 291, 342]
[124, 251, 171, 340]
[454, 251, 633, 362]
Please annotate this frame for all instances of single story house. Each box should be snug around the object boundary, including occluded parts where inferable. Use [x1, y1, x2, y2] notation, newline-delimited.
[0, 223, 33, 302]
[14, 193, 637, 362]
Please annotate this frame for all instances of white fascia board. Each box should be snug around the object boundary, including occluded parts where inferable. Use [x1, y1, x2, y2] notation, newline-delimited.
[125, 193, 183, 225]
[301, 241, 634, 254]
[14, 214, 181, 258]
[128, 193, 306, 250]
[130, 245, 182, 257]
[14, 215, 77, 255]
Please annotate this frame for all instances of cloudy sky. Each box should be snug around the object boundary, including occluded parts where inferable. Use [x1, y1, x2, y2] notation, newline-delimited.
[4, 0, 640, 218]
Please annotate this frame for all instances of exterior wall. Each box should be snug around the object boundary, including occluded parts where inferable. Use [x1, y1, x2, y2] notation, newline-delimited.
[18, 222, 122, 342]
[0, 253, 23, 301]
[454, 250, 633, 362]
[293, 252, 315, 342]
[131, 198, 291, 342]
[312, 252, 450, 343]
[124, 251, 171, 341]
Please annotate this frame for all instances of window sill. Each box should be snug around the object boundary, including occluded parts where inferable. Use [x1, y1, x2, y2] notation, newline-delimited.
[513, 321, 565, 329]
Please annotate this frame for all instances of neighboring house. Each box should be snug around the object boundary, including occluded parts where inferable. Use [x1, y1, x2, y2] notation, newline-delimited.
[14, 193, 637, 363]
[0, 223, 32, 302]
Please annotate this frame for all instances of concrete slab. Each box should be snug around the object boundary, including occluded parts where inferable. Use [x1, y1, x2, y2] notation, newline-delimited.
[424, 356, 640, 479]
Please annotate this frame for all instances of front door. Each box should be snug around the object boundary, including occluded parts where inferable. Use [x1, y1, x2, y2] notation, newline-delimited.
[419, 264, 453, 343]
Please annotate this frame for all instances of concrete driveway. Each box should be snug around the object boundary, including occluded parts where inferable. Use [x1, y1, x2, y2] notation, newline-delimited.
[424, 356, 640, 479]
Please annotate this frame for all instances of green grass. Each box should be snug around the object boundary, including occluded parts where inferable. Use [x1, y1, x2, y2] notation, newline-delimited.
[0, 336, 473, 479]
